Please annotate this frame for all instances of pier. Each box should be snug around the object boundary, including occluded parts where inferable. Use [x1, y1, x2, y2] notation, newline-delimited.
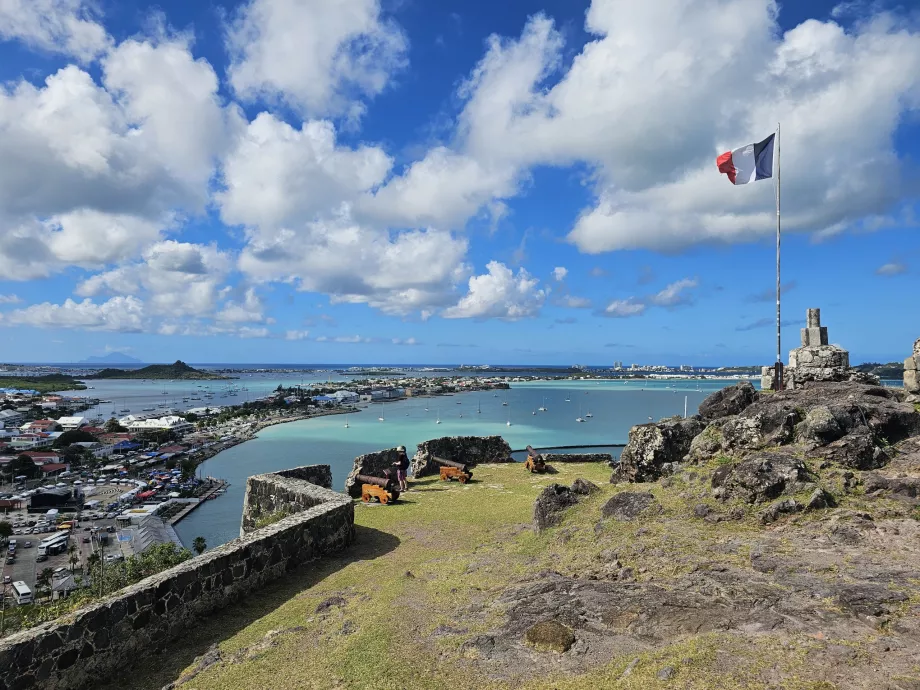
[166, 480, 228, 526]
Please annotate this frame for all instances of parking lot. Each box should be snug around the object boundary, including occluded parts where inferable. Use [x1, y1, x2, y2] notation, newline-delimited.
[1, 482, 133, 594]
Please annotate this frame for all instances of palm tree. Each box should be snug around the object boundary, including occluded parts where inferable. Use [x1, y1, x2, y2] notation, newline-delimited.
[68, 542, 80, 574]
[35, 568, 53, 604]
[192, 536, 207, 556]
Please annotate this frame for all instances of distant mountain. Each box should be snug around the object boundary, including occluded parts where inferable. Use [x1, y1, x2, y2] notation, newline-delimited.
[87, 360, 229, 380]
[80, 352, 143, 365]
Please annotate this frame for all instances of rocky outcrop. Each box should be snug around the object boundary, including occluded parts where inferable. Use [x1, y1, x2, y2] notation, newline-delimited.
[612, 416, 704, 483]
[345, 448, 402, 498]
[600, 491, 660, 520]
[714, 450, 813, 503]
[533, 484, 580, 531]
[689, 382, 920, 469]
[571, 478, 599, 495]
[412, 436, 512, 478]
[698, 381, 758, 421]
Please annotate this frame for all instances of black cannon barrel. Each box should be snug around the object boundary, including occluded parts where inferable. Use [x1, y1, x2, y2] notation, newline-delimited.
[432, 456, 468, 470]
[357, 474, 396, 489]
[526, 445, 538, 457]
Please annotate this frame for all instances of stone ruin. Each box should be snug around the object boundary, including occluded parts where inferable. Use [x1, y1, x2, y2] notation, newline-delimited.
[762, 308, 878, 390]
[905, 337, 920, 401]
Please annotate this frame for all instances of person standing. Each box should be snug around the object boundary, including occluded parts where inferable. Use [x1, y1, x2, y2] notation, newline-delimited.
[393, 446, 410, 492]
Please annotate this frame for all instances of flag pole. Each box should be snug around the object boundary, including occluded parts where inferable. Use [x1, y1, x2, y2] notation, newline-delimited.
[774, 122, 783, 391]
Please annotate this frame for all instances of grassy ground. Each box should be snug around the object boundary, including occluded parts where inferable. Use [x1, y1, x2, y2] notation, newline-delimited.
[109, 461, 909, 690]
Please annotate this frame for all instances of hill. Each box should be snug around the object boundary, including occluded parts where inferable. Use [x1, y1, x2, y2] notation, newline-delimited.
[88, 360, 229, 380]
[79, 352, 143, 364]
[852, 361, 904, 380]
[0, 374, 86, 392]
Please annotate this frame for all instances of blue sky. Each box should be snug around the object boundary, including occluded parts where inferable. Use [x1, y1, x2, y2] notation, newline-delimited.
[0, 0, 917, 365]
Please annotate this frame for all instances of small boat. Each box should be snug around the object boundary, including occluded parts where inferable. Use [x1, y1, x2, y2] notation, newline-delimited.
[576, 417, 585, 423]
[532, 410, 536, 415]
[478, 400, 481, 414]
[564, 397, 571, 402]
[344, 416, 349, 429]
[585, 411, 593, 418]
[436, 409, 441, 424]
[538, 397, 547, 412]
[502, 401, 508, 406]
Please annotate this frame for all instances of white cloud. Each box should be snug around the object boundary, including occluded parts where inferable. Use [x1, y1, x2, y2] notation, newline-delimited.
[603, 299, 646, 318]
[315, 334, 375, 344]
[284, 330, 310, 341]
[393, 1, 920, 254]
[561, 295, 591, 308]
[392, 337, 418, 345]
[0, 36, 235, 277]
[0, 0, 110, 62]
[226, 0, 407, 120]
[219, 112, 391, 229]
[216, 288, 265, 324]
[3, 296, 145, 332]
[876, 261, 907, 276]
[552, 266, 567, 281]
[443, 261, 547, 320]
[0, 294, 21, 304]
[76, 241, 234, 319]
[239, 211, 469, 316]
[648, 278, 699, 307]
[236, 326, 269, 339]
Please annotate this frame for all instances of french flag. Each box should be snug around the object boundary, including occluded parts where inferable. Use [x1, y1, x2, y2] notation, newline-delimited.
[716, 133, 775, 185]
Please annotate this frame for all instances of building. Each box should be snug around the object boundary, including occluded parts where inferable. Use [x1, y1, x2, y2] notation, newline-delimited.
[0, 410, 23, 425]
[126, 416, 194, 435]
[19, 419, 61, 433]
[39, 463, 70, 477]
[8, 433, 53, 450]
[56, 416, 87, 431]
[29, 486, 81, 511]
[331, 390, 359, 404]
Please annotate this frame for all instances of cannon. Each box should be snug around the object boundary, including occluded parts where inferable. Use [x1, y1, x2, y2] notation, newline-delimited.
[432, 456, 472, 484]
[357, 472, 400, 504]
[524, 445, 547, 473]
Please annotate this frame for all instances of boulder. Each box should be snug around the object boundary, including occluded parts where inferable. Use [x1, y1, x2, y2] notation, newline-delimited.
[795, 405, 845, 449]
[571, 478, 599, 495]
[344, 448, 402, 498]
[533, 484, 580, 531]
[613, 416, 705, 483]
[718, 450, 812, 503]
[600, 491, 659, 520]
[412, 436, 512, 477]
[805, 488, 836, 510]
[758, 498, 803, 524]
[806, 427, 886, 470]
[698, 382, 758, 422]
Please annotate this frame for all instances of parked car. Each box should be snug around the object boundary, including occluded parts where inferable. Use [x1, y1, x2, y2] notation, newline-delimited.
[5, 557, 14, 565]
[82, 537, 90, 544]
[36, 554, 48, 562]
[23, 541, 31, 548]
[2, 576, 9, 584]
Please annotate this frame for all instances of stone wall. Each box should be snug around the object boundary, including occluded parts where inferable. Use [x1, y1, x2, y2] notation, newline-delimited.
[240, 465, 334, 534]
[0, 466, 354, 690]
[412, 436, 513, 477]
[539, 453, 613, 465]
[344, 448, 402, 498]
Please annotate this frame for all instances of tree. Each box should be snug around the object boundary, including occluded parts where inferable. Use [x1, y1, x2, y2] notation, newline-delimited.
[104, 418, 127, 433]
[0, 521, 11, 539]
[12, 455, 37, 480]
[192, 536, 207, 556]
[179, 458, 197, 481]
[68, 543, 80, 574]
[35, 568, 53, 603]
[183, 412, 198, 423]
[52, 430, 97, 448]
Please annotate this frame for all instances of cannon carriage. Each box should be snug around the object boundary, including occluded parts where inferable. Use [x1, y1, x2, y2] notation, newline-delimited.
[432, 456, 472, 483]
[524, 445, 547, 473]
[357, 472, 400, 504]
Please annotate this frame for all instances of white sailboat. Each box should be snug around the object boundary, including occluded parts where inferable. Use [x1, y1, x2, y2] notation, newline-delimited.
[576, 403, 585, 423]
[344, 415, 349, 429]
[538, 396, 547, 412]
[436, 408, 441, 424]
[506, 405, 512, 427]
[378, 404, 385, 422]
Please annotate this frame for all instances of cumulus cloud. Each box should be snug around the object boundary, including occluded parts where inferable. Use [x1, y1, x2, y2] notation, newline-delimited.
[0, 294, 21, 304]
[648, 278, 699, 307]
[552, 266, 567, 281]
[0, 0, 110, 62]
[0, 35, 235, 278]
[876, 261, 907, 275]
[284, 330, 310, 341]
[3, 296, 145, 332]
[603, 299, 646, 318]
[560, 296, 591, 308]
[226, 0, 407, 120]
[392, 337, 418, 345]
[443, 261, 547, 320]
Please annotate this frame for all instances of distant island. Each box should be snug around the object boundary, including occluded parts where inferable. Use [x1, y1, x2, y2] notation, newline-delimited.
[86, 360, 230, 381]
[79, 352, 143, 365]
[0, 374, 87, 393]
[852, 361, 904, 380]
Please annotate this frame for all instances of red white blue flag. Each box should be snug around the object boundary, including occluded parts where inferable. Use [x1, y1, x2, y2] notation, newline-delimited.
[716, 133, 775, 185]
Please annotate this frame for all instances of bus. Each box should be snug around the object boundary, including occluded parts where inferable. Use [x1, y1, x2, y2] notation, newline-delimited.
[37, 533, 69, 557]
[11, 581, 32, 605]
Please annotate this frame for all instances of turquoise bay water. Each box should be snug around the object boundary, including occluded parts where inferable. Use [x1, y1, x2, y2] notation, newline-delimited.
[174, 378, 745, 548]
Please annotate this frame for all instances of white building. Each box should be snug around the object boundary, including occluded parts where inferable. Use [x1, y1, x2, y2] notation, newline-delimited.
[56, 416, 87, 431]
[126, 416, 194, 434]
[331, 390, 359, 404]
[0, 410, 23, 425]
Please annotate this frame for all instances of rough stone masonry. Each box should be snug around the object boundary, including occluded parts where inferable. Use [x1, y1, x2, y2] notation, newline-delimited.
[905, 337, 920, 400]
[0, 465, 354, 690]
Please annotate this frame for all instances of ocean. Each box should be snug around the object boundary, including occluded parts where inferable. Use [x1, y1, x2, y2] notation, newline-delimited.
[172, 378, 746, 549]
